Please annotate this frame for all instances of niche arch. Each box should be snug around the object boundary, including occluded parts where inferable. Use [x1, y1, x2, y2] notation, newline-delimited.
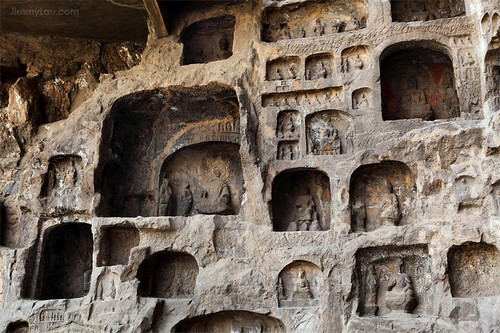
[350, 161, 416, 232]
[278, 260, 322, 308]
[272, 169, 331, 232]
[380, 42, 459, 121]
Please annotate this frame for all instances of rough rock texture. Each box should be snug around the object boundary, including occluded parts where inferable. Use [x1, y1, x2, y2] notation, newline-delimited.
[0, 0, 500, 332]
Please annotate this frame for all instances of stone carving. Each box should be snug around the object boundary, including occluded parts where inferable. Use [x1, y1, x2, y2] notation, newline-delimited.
[447, 243, 500, 297]
[305, 53, 333, 80]
[307, 110, 352, 156]
[158, 176, 172, 216]
[272, 170, 330, 231]
[277, 141, 299, 160]
[454, 175, 482, 209]
[391, 0, 465, 22]
[278, 261, 321, 308]
[262, 0, 367, 42]
[180, 15, 235, 65]
[276, 110, 300, 140]
[98, 226, 140, 266]
[350, 162, 415, 232]
[28, 308, 103, 332]
[352, 88, 371, 109]
[385, 259, 418, 314]
[262, 87, 343, 108]
[96, 269, 119, 300]
[266, 57, 300, 81]
[491, 181, 500, 216]
[341, 46, 369, 73]
[363, 266, 379, 316]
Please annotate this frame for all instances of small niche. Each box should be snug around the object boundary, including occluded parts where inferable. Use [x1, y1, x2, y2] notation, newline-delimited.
[160, 142, 243, 216]
[305, 53, 334, 80]
[97, 226, 140, 266]
[391, 0, 465, 22]
[172, 311, 286, 332]
[482, 13, 491, 32]
[352, 88, 372, 109]
[381, 43, 459, 120]
[356, 245, 430, 317]
[272, 169, 331, 231]
[341, 45, 370, 74]
[447, 243, 500, 297]
[180, 15, 235, 65]
[5, 321, 29, 333]
[278, 261, 321, 308]
[266, 57, 300, 81]
[277, 141, 299, 161]
[306, 110, 353, 155]
[350, 161, 416, 232]
[276, 110, 300, 140]
[37, 223, 93, 300]
[137, 251, 198, 299]
[261, 0, 367, 42]
[485, 49, 500, 101]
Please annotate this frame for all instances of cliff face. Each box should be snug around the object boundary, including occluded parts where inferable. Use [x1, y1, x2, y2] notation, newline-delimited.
[0, 0, 499, 332]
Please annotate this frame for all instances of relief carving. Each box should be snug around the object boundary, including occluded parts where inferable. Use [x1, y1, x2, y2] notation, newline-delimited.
[307, 110, 353, 156]
[266, 57, 300, 81]
[277, 141, 299, 160]
[352, 88, 371, 109]
[341, 46, 369, 73]
[384, 259, 417, 314]
[305, 53, 333, 80]
[262, 87, 343, 108]
[287, 194, 321, 231]
[277, 110, 300, 140]
[278, 261, 320, 308]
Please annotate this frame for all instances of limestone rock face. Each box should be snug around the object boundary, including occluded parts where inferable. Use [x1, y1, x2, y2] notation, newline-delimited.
[0, 0, 500, 332]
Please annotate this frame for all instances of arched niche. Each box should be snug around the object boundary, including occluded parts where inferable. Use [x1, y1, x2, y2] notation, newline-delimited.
[137, 251, 198, 299]
[172, 311, 286, 332]
[306, 110, 353, 155]
[305, 53, 334, 80]
[278, 261, 321, 308]
[341, 45, 370, 74]
[159, 142, 243, 216]
[95, 84, 240, 217]
[272, 169, 331, 232]
[350, 161, 416, 232]
[447, 243, 500, 297]
[36, 223, 93, 300]
[5, 321, 29, 333]
[266, 56, 300, 81]
[380, 42, 459, 121]
[390, 0, 465, 22]
[180, 15, 235, 65]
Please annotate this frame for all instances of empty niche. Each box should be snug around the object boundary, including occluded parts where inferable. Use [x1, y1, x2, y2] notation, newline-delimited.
[272, 169, 331, 231]
[278, 261, 321, 308]
[381, 43, 460, 120]
[36, 223, 93, 300]
[266, 57, 300, 81]
[40, 155, 83, 213]
[180, 15, 235, 65]
[97, 226, 139, 266]
[306, 110, 353, 155]
[356, 245, 431, 317]
[352, 88, 372, 109]
[341, 45, 370, 74]
[277, 141, 299, 160]
[447, 243, 500, 297]
[350, 161, 416, 232]
[305, 53, 334, 80]
[172, 311, 286, 332]
[391, 0, 465, 22]
[277, 110, 300, 140]
[159, 142, 243, 216]
[261, 0, 367, 42]
[5, 321, 29, 333]
[137, 251, 198, 299]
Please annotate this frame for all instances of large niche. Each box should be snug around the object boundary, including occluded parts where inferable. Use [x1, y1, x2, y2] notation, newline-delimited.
[95, 84, 241, 217]
[272, 169, 331, 231]
[350, 161, 416, 232]
[306, 110, 353, 156]
[278, 261, 322, 308]
[172, 311, 286, 332]
[391, 0, 465, 22]
[261, 0, 367, 42]
[380, 43, 459, 121]
[137, 251, 198, 299]
[447, 243, 500, 297]
[356, 246, 431, 317]
[36, 223, 93, 300]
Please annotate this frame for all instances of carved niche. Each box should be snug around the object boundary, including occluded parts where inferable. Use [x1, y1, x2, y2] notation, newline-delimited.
[305, 53, 334, 80]
[381, 43, 460, 120]
[341, 45, 370, 74]
[36, 223, 93, 300]
[356, 246, 431, 317]
[160, 142, 243, 216]
[306, 110, 353, 156]
[172, 311, 286, 332]
[352, 88, 372, 110]
[272, 169, 331, 231]
[266, 57, 300, 81]
[492, 181, 500, 216]
[97, 226, 140, 266]
[447, 243, 500, 297]
[277, 110, 300, 140]
[5, 321, 29, 333]
[277, 141, 299, 160]
[180, 15, 235, 65]
[261, 0, 367, 42]
[485, 49, 500, 103]
[454, 175, 482, 210]
[278, 261, 321, 308]
[391, 0, 465, 22]
[137, 251, 198, 299]
[350, 161, 416, 232]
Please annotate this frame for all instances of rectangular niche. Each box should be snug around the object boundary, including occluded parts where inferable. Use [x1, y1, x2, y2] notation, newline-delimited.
[277, 141, 299, 160]
[356, 245, 431, 317]
[97, 226, 140, 266]
[447, 243, 500, 297]
[261, 0, 367, 42]
[306, 53, 334, 80]
[306, 110, 353, 155]
[266, 57, 300, 81]
[391, 0, 465, 22]
[180, 15, 235, 65]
